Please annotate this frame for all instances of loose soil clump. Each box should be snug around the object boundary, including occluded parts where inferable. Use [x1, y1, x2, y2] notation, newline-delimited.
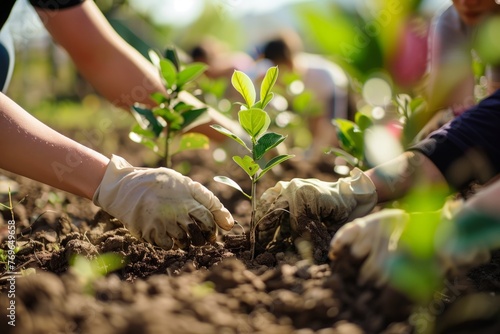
[2, 144, 500, 334]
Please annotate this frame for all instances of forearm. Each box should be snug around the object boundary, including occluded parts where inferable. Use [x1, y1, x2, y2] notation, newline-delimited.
[365, 151, 449, 203]
[36, 1, 165, 109]
[0, 94, 108, 199]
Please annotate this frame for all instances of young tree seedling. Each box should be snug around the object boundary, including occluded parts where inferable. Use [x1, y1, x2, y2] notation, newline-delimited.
[211, 66, 294, 258]
[330, 111, 373, 170]
[129, 47, 210, 168]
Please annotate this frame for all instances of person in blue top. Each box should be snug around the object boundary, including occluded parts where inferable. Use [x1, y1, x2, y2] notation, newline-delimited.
[0, 0, 235, 249]
[417, 0, 500, 139]
[256, 87, 500, 281]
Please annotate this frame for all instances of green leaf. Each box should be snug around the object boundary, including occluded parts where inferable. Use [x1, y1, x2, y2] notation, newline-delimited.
[164, 47, 180, 71]
[150, 92, 168, 105]
[400, 185, 449, 212]
[354, 112, 373, 131]
[178, 63, 208, 88]
[386, 254, 442, 303]
[181, 107, 207, 129]
[260, 93, 274, 111]
[257, 154, 295, 181]
[260, 66, 279, 108]
[299, 5, 384, 81]
[251, 101, 262, 109]
[400, 211, 441, 259]
[409, 97, 427, 115]
[451, 211, 500, 253]
[174, 133, 209, 154]
[210, 124, 251, 151]
[160, 59, 177, 89]
[130, 124, 156, 139]
[91, 253, 124, 276]
[154, 108, 183, 130]
[131, 105, 164, 136]
[238, 108, 270, 139]
[333, 118, 363, 158]
[326, 147, 359, 167]
[231, 70, 256, 107]
[173, 101, 194, 113]
[213, 176, 251, 199]
[129, 129, 159, 152]
[233, 155, 260, 177]
[254, 132, 286, 160]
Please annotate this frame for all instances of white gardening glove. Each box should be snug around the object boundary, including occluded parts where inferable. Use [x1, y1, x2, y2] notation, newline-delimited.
[255, 168, 377, 249]
[93, 155, 234, 249]
[435, 199, 493, 276]
[329, 209, 410, 287]
[329, 199, 495, 289]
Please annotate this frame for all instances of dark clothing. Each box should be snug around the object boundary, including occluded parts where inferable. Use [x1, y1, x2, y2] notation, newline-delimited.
[0, 0, 84, 91]
[0, 37, 13, 91]
[412, 89, 500, 190]
[1, 0, 84, 31]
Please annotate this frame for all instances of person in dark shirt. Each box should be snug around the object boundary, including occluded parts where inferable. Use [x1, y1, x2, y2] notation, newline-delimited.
[256, 88, 500, 280]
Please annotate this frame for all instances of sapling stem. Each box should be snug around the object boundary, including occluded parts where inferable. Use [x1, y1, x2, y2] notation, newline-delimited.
[249, 176, 258, 258]
[165, 124, 172, 168]
[211, 66, 294, 259]
[129, 48, 209, 169]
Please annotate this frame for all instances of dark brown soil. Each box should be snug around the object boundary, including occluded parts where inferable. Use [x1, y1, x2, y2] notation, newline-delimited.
[1, 132, 500, 334]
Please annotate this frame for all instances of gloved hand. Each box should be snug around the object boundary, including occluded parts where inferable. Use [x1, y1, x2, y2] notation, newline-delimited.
[255, 168, 377, 249]
[435, 200, 493, 276]
[93, 155, 234, 249]
[329, 199, 493, 288]
[329, 209, 410, 287]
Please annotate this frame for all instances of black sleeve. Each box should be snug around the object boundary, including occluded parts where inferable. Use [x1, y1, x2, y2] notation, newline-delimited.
[29, 0, 84, 10]
[410, 89, 500, 190]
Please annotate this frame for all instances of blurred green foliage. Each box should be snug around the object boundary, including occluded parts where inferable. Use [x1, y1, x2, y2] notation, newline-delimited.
[129, 48, 210, 168]
[297, 0, 426, 84]
[330, 111, 373, 169]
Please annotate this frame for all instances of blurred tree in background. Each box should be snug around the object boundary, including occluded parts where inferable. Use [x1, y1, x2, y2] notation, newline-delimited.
[6, 0, 438, 124]
[298, 0, 430, 93]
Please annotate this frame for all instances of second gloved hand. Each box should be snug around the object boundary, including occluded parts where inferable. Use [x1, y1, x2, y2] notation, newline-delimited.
[93, 155, 234, 249]
[329, 209, 411, 287]
[329, 199, 493, 289]
[255, 168, 377, 248]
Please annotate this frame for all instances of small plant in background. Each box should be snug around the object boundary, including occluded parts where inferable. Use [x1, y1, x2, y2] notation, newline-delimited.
[0, 188, 18, 274]
[129, 47, 210, 168]
[330, 92, 427, 173]
[0, 249, 13, 273]
[70, 253, 124, 294]
[196, 75, 232, 114]
[393, 94, 427, 146]
[211, 66, 295, 258]
[329, 111, 373, 171]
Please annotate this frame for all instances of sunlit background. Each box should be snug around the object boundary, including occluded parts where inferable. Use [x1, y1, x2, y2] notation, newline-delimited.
[1, 0, 458, 166]
[4, 0, 500, 310]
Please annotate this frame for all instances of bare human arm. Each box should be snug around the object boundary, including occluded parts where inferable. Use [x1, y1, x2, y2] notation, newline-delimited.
[0, 93, 108, 199]
[0, 92, 234, 248]
[35, 1, 240, 140]
[365, 151, 449, 204]
[35, 1, 163, 109]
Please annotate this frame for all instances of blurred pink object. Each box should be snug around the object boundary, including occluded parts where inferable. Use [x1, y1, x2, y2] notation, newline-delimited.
[389, 17, 429, 88]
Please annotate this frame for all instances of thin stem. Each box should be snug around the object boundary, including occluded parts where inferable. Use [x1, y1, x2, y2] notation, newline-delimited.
[165, 124, 172, 168]
[249, 176, 258, 259]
